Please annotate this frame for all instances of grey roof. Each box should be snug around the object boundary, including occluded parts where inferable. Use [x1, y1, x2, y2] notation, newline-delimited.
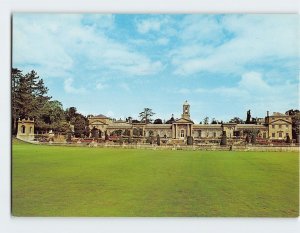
[94, 114, 108, 118]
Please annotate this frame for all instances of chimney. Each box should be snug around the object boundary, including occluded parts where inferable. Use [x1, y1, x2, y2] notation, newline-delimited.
[267, 111, 269, 117]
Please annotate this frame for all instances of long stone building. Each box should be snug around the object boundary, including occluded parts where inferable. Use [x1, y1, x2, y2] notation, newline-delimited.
[88, 101, 292, 141]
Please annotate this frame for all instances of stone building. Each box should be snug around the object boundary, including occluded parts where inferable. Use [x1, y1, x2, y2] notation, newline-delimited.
[88, 101, 292, 141]
[265, 112, 293, 140]
[16, 118, 35, 141]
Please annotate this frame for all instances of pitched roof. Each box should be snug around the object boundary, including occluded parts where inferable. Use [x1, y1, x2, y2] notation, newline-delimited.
[94, 114, 108, 118]
[174, 118, 194, 124]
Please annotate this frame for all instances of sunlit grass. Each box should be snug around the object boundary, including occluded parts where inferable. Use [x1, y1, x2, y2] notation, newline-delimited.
[12, 143, 299, 217]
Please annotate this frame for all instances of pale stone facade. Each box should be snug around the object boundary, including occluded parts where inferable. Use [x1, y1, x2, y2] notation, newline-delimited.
[88, 101, 292, 141]
[265, 112, 292, 140]
[16, 118, 35, 141]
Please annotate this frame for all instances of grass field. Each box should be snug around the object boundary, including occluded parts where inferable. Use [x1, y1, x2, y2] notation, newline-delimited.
[12, 142, 299, 217]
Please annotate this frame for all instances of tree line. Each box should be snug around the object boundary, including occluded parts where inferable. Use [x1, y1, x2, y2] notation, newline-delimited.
[12, 68, 300, 141]
[12, 68, 87, 137]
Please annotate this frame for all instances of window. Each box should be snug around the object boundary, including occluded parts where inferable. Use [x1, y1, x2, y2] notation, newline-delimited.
[180, 130, 184, 138]
[263, 132, 266, 139]
[213, 132, 216, 138]
[30, 127, 32, 133]
[21, 125, 25, 134]
[272, 133, 275, 138]
[272, 125, 275, 129]
[279, 132, 282, 138]
[286, 124, 289, 128]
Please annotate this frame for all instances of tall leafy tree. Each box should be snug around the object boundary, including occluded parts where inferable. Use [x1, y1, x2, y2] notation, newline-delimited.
[74, 115, 87, 137]
[203, 116, 209, 124]
[166, 114, 175, 124]
[139, 108, 155, 124]
[12, 68, 51, 134]
[285, 109, 300, 141]
[229, 117, 244, 124]
[65, 107, 77, 124]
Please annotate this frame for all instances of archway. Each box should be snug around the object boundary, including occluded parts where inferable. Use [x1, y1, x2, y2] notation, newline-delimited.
[21, 125, 25, 134]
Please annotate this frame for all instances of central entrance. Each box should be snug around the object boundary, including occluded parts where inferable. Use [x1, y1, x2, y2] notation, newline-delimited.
[180, 129, 185, 139]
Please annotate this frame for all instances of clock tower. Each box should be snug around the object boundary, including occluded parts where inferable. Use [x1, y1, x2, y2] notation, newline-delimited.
[182, 100, 190, 120]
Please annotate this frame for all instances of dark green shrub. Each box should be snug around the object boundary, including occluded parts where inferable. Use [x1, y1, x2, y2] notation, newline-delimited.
[157, 135, 161, 146]
[187, 136, 193, 145]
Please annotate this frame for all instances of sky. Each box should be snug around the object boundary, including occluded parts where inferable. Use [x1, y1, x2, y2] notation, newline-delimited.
[13, 14, 299, 123]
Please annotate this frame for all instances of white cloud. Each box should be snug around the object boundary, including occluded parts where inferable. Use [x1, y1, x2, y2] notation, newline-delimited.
[136, 18, 163, 34]
[13, 14, 163, 80]
[95, 82, 108, 90]
[239, 72, 269, 90]
[171, 14, 299, 76]
[13, 14, 77, 78]
[81, 14, 115, 29]
[193, 71, 298, 114]
[179, 15, 225, 44]
[157, 37, 169, 45]
[64, 78, 86, 94]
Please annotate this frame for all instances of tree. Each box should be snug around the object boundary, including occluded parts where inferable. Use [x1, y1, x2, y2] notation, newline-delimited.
[139, 128, 143, 137]
[148, 136, 154, 144]
[85, 126, 91, 137]
[65, 107, 77, 124]
[74, 115, 86, 137]
[128, 136, 132, 144]
[119, 136, 123, 145]
[112, 129, 122, 136]
[157, 135, 161, 146]
[286, 134, 291, 144]
[246, 110, 251, 124]
[285, 109, 300, 141]
[11, 68, 23, 134]
[203, 117, 209, 125]
[229, 117, 244, 124]
[139, 108, 155, 124]
[36, 100, 66, 132]
[126, 116, 132, 123]
[245, 134, 250, 143]
[133, 128, 139, 136]
[149, 130, 154, 136]
[244, 129, 259, 143]
[91, 127, 99, 139]
[104, 130, 109, 141]
[66, 130, 72, 143]
[12, 68, 51, 134]
[220, 131, 227, 145]
[166, 114, 175, 124]
[251, 134, 256, 144]
[211, 118, 219, 124]
[187, 136, 193, 145]
[123, 129, 130, 136]
[154, 118, 163, 124]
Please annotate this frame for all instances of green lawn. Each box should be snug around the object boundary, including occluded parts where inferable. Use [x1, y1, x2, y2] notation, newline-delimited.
[12, 143, 299, 217]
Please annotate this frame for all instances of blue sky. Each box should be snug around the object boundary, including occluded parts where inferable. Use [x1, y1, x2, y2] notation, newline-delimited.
[13, 14, 299, 123]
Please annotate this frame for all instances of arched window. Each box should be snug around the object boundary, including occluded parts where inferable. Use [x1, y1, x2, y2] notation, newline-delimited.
[21, 125, 25, 134]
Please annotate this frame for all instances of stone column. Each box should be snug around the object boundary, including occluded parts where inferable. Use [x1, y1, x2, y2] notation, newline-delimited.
[129, 128, 133, 136]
